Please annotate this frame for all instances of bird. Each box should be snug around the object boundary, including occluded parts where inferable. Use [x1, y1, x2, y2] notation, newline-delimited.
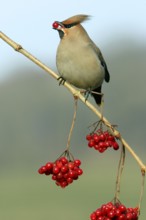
[52, 14, 110, 105]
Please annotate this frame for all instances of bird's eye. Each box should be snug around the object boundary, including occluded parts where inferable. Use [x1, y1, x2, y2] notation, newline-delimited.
[52, 21, 61, 29]
[64, 24, 73, 28]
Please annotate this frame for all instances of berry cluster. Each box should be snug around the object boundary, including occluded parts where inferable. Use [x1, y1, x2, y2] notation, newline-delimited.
[38, 156, 83, 188]
[86, 129, 119, 153]
[90, 202, 139, 220]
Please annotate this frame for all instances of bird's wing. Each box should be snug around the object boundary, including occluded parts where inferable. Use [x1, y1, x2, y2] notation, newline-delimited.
[90, 41, 110, 83]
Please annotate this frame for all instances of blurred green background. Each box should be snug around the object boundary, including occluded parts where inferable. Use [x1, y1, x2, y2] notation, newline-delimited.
[1, 1, 146, 219]
[0, 42, 146, 219]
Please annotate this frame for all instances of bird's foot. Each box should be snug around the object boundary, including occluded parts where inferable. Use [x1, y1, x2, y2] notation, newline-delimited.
[57, 76, 66, 85]
[84, 90, 90, 102]
[80, 89, 92, 102]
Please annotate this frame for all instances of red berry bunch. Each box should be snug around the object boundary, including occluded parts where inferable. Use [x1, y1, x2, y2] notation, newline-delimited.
[38, 156, 83, 188]
[90, 202, 139, 220]
[86, 129, 119, 153]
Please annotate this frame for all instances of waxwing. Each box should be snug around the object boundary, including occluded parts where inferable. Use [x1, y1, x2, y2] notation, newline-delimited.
[52, 14, 110, 105]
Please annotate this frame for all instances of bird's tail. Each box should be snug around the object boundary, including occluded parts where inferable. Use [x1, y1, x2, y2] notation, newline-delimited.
[92, 86, 102, 105]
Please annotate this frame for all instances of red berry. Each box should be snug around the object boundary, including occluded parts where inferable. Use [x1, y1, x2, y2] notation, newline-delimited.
[90, 212, 97, 220]
[97, 216, 104, 220]
[68, 170, 75, 178]
[61, 165, 69, 173]
[118, 214, 127, 220]
[112, 141, 119, 150]
[56, 172, 63, 180]
[115, 208, 121, 216]
[104, 131, 110, 137]
[134, 207, 139, 213]
[111, 205, 117, 212]
[70, 170, 78, 179]
[107, 210, 115, 218]
[63, 173, 69, 179]
[74, 159, 81, 166]
[86, 134, 92, 140]
[101, 204, 107, 214]
[53, 166, 60, 174]
[98, 148, 106, 153]
[45, 170, 52, 175]
[56, 160, 63, 168]
[104, 141, 111, 148]
[108, 135, 115, 141]
[52, 21, 59, 29]
[60, 157, 68, 164]
[94, 144, 99, 150]
[99, 133, 106, 141]
[52, 175, 57, 180]
[45, 162, 53, 171]
[60, 181, 68, 188]
[38, 166, 47, 174]
[88, 140, 95, 147]
[93, 134, 100, 143]
[68, 162, 75, 169]
[106, 202, 114, 209]
[103, 205, 111, 213]
[73, 171, 78, 180]
[132, 212, 138, 219]
[126, 212, 133, 219]
[98, 141, 105, 148]
[127, 208, 133, 212]
[67, 177, 73, 184]
[107, 140, 113, 147]
[76, 168, 83, 175]
[119, 204, 126, 213]
[95, 209, 102, 217]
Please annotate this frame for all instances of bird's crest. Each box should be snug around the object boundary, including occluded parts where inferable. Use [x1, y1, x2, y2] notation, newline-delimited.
[61, 14, 90, 27]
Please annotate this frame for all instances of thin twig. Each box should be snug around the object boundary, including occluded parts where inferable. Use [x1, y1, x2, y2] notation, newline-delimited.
[138, 169, 145, 215]
[66, 97, 78, 150]
[0, 31, 145, 172]
[114, 143, 126, 201]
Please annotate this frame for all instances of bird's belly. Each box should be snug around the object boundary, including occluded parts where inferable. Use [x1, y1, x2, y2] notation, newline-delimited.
[62, 69, 104, 89]
[57, 53, 105, 89]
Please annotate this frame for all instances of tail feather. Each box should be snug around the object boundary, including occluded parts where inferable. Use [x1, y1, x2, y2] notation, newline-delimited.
[92, 86, 102, 105]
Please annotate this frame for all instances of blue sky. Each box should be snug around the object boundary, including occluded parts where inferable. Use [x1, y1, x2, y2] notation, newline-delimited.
[1, 0, 146, 81]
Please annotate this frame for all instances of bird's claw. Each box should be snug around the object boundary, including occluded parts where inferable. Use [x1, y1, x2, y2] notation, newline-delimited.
[84, 90, 91, 102]
[57, 76, 66, 85]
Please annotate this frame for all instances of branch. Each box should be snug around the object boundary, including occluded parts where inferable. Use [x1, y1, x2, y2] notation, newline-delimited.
[0, 31, 145, 172]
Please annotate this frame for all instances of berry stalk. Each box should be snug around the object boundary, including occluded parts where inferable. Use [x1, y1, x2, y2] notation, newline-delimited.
[114, 143, 126, 201]
[66, 96, 78, 151]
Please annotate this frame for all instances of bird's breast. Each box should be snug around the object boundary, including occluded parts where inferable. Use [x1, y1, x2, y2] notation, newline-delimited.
[56, 41, 105, 89]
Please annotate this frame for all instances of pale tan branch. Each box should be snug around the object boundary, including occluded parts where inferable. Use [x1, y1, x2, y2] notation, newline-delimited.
[0, 31, 145, 172]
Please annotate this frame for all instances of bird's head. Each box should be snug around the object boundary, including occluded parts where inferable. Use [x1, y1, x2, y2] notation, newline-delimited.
[52, 14, 90, 39]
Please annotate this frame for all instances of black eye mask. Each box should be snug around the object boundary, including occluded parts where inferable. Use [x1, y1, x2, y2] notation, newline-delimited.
[63, 22, 78, 28]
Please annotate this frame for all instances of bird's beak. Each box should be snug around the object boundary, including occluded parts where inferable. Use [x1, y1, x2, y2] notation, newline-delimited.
[52, 21, 64, 30]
